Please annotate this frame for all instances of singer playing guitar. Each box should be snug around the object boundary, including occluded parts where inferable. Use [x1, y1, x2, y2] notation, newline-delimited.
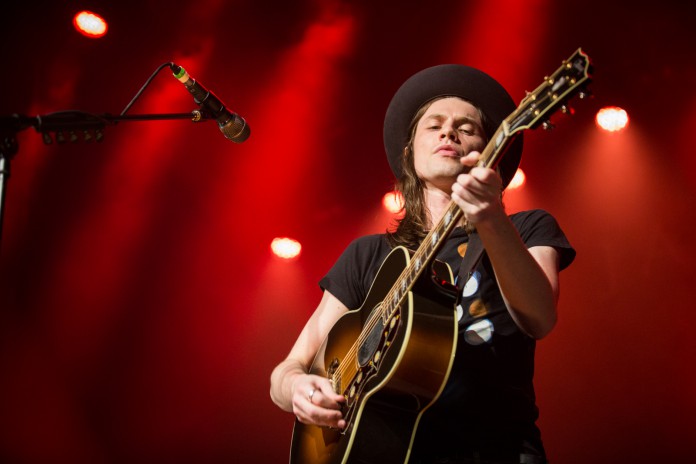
[270, 53, 586, 463]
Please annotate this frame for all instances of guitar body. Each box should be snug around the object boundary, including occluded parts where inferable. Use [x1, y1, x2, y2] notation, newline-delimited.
[290, 246, 459, 464]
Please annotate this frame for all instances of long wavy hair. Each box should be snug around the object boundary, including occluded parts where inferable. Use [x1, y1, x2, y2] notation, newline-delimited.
[386, 98, 493, 249]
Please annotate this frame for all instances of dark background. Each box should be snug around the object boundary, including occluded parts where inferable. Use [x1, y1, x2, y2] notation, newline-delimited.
[1, 1, 695, 462]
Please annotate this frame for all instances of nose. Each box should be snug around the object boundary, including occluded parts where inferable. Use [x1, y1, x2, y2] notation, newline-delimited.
[439, 122, 458, 141]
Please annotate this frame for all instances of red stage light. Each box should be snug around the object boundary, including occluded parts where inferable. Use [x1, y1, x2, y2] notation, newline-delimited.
[73, 11, 108, 38]
[507, 168, 526, 190]
[382, 191, 404, 214]
[271, 237, 302, 259]
[596, 106, 629, 132]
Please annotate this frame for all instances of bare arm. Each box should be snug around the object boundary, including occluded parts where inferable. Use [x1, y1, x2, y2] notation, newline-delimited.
[270, 290, 349, 428]
[474, 218, 560, 339]
[451, 152, 560, 339]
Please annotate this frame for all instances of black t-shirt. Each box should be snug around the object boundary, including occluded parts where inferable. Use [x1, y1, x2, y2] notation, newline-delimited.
[319, 209, 575, 459]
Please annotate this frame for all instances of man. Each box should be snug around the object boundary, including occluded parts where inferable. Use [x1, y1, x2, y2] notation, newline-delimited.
[270, 64, 575, 463]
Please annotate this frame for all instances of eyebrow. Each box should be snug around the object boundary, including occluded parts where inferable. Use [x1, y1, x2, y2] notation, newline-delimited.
[423, 114, 483, 129]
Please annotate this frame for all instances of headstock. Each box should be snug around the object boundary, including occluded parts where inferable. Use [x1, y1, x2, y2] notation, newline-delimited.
[507, 48, 592, 134]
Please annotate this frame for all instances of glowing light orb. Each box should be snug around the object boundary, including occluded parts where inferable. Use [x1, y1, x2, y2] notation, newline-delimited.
[596, 106, 629, 132]
[73, 11, 108, 38]
[271, 237, 302, 259]
[507, 169, 526, 190]
[382, 191, 404, 214]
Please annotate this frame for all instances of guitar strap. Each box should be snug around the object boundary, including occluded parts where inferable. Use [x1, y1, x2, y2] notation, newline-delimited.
[456, 232, 485, 289]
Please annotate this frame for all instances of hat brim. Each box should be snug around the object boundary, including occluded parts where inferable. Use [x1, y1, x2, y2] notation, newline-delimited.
[383, 64, 523, 188]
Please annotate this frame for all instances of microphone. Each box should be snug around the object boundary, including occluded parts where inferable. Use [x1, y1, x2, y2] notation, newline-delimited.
[170, 63, 250, 143]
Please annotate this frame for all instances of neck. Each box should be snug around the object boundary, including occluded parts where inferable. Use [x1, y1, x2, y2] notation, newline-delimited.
[424, 185, 455, 228]
[424, 183, 475, 232]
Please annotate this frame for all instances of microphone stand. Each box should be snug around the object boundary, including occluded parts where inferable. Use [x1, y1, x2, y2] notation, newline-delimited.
[0, 109, 213, 249]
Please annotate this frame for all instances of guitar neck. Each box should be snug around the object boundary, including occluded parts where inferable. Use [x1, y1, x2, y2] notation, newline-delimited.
[380, 47, 592, 322]
[380, 128, 517, 320]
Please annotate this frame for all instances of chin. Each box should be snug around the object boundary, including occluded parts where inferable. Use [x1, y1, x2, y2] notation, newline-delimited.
[438, 165, 465, 178]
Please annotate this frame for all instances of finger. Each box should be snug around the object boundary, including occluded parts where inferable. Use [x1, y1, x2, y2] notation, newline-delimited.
[454, 173, 485, 200]
[460, 151, 481, 167]
[311, 377, 346, 403]
[313, 387, 346, 410]
[459, 171, 501, 202]
[296, 414, 346, 429]
[469, 166, 502, 188]
[297, 401, 345, 428]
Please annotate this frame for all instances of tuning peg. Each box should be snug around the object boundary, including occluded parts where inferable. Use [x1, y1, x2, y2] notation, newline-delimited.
[560, 105, 575, 115]
[542, 121, 555, 131]
[578, 88, 592, 99]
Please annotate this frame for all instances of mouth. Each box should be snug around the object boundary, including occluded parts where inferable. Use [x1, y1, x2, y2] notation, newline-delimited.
[435, 145, 461, 158]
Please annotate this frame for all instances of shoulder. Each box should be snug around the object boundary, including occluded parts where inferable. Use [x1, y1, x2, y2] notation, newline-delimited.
[509, 209, 576, 270]
[509, 209, 564, 237]
[321, 233, 393, 309]
[342, 234, 391, 256]
[333, 233, 393, 268]
[509, 208, 556, 227]
[348, 233, 389, 247]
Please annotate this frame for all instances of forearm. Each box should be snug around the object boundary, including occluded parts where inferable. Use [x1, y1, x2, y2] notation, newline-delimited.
[475, 212, 558, 338]
[270, 359, 307, 412]
[269, 291, 351, 427]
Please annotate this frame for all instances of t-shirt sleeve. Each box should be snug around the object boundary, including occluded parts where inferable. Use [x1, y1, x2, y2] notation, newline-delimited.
[511, 209, 576, 270]
[318, 235, 391, 310]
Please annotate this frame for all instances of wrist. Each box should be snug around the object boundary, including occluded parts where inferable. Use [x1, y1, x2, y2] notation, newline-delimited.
[471, 203, 508, 232]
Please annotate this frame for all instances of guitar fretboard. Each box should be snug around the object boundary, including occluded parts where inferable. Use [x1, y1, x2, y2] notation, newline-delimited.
[378, 123, 513, 323]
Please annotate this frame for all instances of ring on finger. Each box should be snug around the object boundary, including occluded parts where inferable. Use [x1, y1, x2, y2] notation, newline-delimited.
[308, 388, 316, 404]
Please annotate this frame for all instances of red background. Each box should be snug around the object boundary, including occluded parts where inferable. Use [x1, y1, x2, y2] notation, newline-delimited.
[1, 1, 695, 462]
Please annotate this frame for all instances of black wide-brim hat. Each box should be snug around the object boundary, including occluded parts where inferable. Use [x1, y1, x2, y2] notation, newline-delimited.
[383, 64, 523, 188]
